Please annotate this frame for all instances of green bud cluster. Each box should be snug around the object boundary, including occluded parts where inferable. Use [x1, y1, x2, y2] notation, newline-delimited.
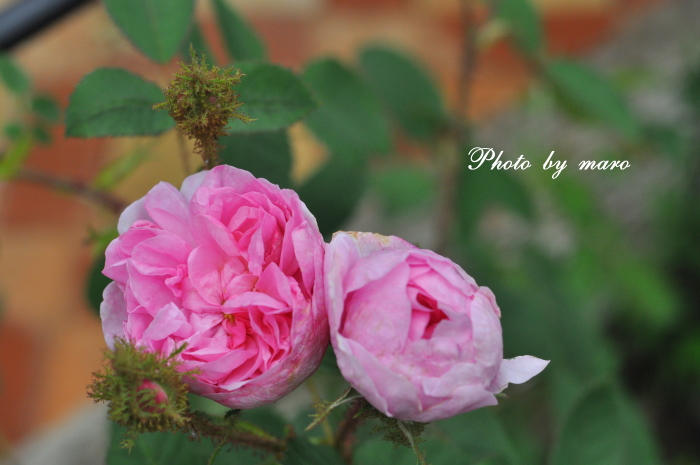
[153, 47, 253, 168]
[87, 339, 195, 449]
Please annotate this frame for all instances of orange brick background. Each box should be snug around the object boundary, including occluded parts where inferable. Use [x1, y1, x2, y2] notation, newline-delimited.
[0, 0, 669, 446]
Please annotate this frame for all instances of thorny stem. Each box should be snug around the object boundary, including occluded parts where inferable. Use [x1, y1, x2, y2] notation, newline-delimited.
[334, 399, 363, 464]
[435, 0, 477, 255]
[14, 168, 126, 215]
[188, 413, 287, 457]
[207, 435, 228, 465]
[306, 385, 360, 435]
[306, 379, 337, 443]
[397, 420, 427, 465]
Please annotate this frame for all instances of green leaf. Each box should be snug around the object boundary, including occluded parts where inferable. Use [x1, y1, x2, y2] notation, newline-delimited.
[617, 395, 663, 465]
[219, 130, 292, 188]
[31, 94, 61, 122]
[238, 406, 288, 439]
[684, 58, 700, 116]
[356, 410, 519, 465]
[3, 122, 23, 141]
[107, 422, 265, 465]
[212, 0, 267, 62]
[93, 148, 150, 190]
[457, 153, 534, 236]
[303, 58, 392, 156]
[107, 423, 210, 465]
[551, 386, 622, 465]
[66, 68, 175, 137]
[33, 126, 52, 144]
[0, 129, 32, 180]
[551, 385, 661, 465]
[370, 164, 435, 214]
[436, 409, 519, 465]
[103, 0, 195, 63]
[355, 438, 416, 465]
[546, 60, 639, 140]
[282, 436, 345, 465]
[495, 0, 544, 56]
[0, 54, 30, 94]
[359, 46, 448, 142]
[297, 155, 367, 238]
[227, 62, 316, 133]
[612, 254, 681, 330]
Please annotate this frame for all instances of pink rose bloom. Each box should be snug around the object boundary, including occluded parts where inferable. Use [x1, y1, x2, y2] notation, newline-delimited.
[100, 165, 328, 408]
[326, 232, 549, 422]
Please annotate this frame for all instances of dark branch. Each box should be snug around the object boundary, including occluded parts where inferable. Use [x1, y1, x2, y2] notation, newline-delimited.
[14, 167, 126, 215]
[434, 0, 477, 255]
[188, 412, 287, 457]
[334, 399, 363, 464]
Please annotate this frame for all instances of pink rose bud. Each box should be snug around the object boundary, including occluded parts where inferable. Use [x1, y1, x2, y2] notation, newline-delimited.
[137, 379, 169, 413]
[101, 166, 328, 408]
[325, 232, 549, 422]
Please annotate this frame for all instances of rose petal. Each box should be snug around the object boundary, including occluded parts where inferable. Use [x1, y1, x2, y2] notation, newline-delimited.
[117, 197, 150, 234]
[144, 182, 193, 243]
[489, 356, 550, 393]
[180, 170, 208, 202]
[101, 282, 127, 349]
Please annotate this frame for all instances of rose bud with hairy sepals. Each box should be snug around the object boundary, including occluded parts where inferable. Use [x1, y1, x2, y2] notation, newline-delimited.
[137, 379, 169, 413]
[100, 165, 328, 408]
[326, 232, 549, 422]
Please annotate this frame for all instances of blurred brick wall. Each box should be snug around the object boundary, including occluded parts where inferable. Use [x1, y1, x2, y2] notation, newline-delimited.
[0, 0, 665, 445]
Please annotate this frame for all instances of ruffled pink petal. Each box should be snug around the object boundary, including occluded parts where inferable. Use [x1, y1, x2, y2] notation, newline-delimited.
[187, 245, 226, 306]
[200, 165, 257, 192]
[191, 214, 238, 257]
[223, 292, 286, 313]
[343, 248, 411, 294]
[341, 261, 412, 354]
[180, 170, 208, 202]
[411, 385, 497, 423]
[337, 336, 422, 420]
[130, 235, 190, 276]
[141, 303, 191, 349]
[144, 182, 193, 244]
[291, 224, 319, 295]
[117, 197, 150, 234]
[127, 263, 179, 314]
[421, 363, 488, 397]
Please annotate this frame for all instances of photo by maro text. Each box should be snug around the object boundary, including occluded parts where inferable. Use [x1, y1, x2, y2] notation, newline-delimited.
[467, 147, 631, 179]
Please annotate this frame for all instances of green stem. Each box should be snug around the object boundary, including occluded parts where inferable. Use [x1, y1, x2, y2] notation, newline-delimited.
[207, 437, 227, 465]
[397, 420, 427, 465]
[305, 379, 339, 443]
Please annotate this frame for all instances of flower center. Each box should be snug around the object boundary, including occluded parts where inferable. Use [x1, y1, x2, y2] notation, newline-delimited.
[221, 312, 251, 349]
[408, 293, 449, 341]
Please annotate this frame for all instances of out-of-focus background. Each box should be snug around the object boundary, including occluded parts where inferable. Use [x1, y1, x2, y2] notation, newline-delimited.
[1, 0, 699, 463]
